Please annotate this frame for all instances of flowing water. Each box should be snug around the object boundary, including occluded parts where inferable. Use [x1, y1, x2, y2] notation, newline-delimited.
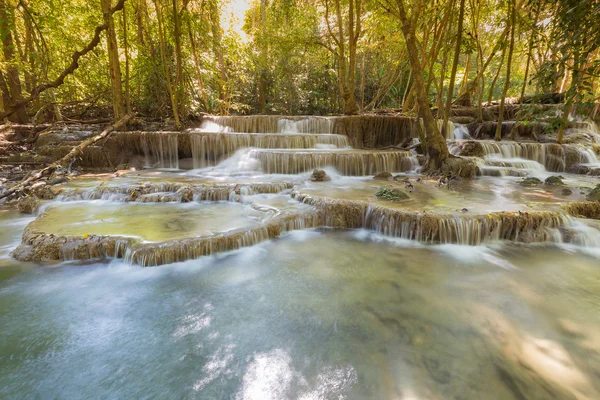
[3, 115, 600, 398]
[1, 226, 600, 399]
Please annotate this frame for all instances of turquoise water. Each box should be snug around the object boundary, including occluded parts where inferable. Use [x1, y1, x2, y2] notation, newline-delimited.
[1, 213, 599, 398]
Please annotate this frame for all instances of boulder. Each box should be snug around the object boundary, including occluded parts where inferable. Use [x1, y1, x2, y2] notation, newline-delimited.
[544, 176, 564, 185]
[586, 184, 600, 201]
[519, 177, 542, 186]
[311, 169, 331, 182]
[373, 172, 393, 181]
[561, 188, 573, 196]
[375, 186, 409, 201]
[17, 196, 41, 214]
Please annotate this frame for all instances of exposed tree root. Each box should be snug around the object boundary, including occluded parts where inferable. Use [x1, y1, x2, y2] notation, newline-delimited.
[424, 155, 478, 178]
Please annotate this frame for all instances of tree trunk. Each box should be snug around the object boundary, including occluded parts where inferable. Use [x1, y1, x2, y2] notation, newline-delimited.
[154, 0, 181, 128]
[187, 20, 210, 112]
[443, 0, 466, 137]
[510, 3, 540, 139]
[122, 3, 132, 114]
[487, 39, 507, 105]
[0, 0, 28, 123]
[396, 0, 449, 166]
[0, 0, 127, 121]
[257, 0, 268, 113]
[101, 0, 125, 120]
[172, 0, 184, 115]
[494, 0, 516, 141]
[209, 0, 228, 114]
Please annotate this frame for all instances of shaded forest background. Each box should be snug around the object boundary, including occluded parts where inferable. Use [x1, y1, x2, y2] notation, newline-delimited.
[1, 0, 599, 125]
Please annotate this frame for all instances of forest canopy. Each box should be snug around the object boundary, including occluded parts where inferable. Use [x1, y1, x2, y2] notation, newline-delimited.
[0, 0, 599, 123]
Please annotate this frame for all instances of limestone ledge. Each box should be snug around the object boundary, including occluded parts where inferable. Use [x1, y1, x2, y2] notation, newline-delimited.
[12, 210, 322, 267]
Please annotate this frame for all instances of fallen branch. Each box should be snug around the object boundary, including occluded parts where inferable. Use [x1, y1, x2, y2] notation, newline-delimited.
[0, 0, 127, 121]
[0, 114, 133, 200]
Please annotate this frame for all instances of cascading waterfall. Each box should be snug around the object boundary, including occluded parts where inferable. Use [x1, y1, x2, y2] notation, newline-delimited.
[450, 140, 600, 175]
[190, 132, 349, 168]
[205, 116, 334, 134]
[453, 124, 471, 140]
[140, 132, 179, 169]
[364, 206, 563, 245]
[18, 114, 600, 267]
[293, 192, 568, 246]
[277, 118, 333, 134]
[246, 149, 415, 175]
[56, 182, 295, 203]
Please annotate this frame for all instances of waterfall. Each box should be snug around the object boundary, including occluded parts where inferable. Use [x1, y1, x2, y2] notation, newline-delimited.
[453, 124, 471, 140]
[247, 149, 415, 175]
[190, 132, 349, 168]
[450, 140, 600, 174]
[293, 191, 568, 246]
[140, 132, 179, 169]
[206, 116, 334, 134]
[56, 182, 295, 203]
[277, 118, 333, 134]
[195, 120, 233, 133]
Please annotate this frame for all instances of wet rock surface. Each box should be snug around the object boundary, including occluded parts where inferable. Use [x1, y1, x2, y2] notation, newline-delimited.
[373, 172, 393, 181]
[544, 176, 564, 185]
[17, 196, 41, 214]
[375, 186, 409, 201]
[520, 177, 542, 186]
[310, 169, 331, 182]
[586, 184, 600, 201]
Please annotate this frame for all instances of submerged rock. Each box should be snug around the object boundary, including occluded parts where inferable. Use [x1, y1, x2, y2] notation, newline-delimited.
[561, 188, 573, 196]
[311, 169, 331, 182]
[519, 177, 542, 186]
[375, 186, 409, 201]
[373, 172, 393, 181]
[544, 176, 564, 185]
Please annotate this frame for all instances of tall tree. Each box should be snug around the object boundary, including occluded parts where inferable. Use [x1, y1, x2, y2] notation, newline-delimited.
[101, 0, 126, 119]
[323, 0, 363, 114]
[390, 0, 450, 167]
[442, 0, 466, 137]
[494, 0, 516, 141]
[0, 0, 28, 122]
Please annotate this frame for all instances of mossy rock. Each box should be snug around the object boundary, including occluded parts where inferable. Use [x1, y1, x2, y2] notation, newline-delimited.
[519, 177, 542, 186]
[375, 186, 409, 201]
[373, 172, 393, 181]
[586, 184, 600, 201]
[561, 188, 573, 196]
[544, 175, 564, 185]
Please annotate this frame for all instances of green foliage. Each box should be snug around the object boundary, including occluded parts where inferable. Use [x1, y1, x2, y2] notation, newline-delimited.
[1, 0, 598, 120]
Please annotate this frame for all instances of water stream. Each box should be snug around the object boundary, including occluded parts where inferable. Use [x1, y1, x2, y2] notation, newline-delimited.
[2, 115, 600, 398]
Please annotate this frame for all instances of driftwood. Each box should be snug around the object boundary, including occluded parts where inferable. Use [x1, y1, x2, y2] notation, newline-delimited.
[0, 0, 127, 121]
[0, 114, 132, 200]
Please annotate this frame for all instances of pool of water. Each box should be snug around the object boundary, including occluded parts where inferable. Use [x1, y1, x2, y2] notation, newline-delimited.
[299, 174, 595, 214]
[29, 201, 272, 242]
[1, 210, 599, 398]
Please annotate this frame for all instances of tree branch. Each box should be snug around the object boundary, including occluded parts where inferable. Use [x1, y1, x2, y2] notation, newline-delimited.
[0, 0, 127, 121]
